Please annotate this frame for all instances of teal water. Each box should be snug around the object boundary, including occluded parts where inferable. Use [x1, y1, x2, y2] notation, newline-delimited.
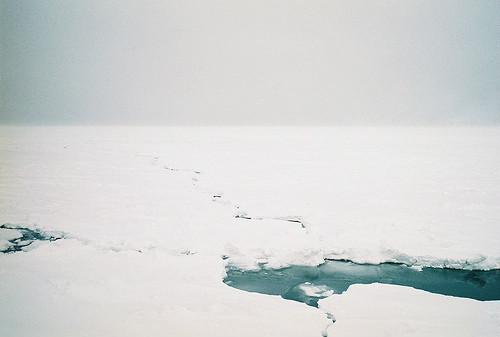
[0, 224, 64, 254]
[224, 260, 500, 307]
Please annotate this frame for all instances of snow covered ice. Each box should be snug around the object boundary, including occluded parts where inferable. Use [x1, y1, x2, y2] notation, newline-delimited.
[1, 126, 500, 337]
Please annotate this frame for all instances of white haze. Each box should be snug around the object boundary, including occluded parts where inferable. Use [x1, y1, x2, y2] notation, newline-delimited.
[1, 0, 499, 125]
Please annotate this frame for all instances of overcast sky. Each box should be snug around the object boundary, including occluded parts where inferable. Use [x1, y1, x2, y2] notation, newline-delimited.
[1, 0, 499, 125]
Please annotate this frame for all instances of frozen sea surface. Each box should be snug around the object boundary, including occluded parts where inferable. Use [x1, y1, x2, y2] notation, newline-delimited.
[1, 126, 500, 337]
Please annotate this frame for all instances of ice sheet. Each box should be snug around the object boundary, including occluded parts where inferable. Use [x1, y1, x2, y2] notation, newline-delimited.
[1, 126, 499, 336]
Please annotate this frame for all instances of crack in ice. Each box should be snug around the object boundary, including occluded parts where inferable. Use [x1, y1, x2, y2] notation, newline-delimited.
[0, 224, 65, 253]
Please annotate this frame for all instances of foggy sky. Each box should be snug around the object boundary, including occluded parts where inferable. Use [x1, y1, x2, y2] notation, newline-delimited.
[1, 0, 499, 125]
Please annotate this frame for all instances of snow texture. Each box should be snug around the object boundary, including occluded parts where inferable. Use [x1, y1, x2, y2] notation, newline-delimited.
[1, 126, 499, 336]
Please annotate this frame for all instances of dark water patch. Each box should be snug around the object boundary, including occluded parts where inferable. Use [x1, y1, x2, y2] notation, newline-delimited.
[0, 224, 64, 254]
[224, 260, 500, 307]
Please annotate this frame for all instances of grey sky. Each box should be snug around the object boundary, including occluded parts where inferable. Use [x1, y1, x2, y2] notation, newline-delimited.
[1, 0, 499, 125]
